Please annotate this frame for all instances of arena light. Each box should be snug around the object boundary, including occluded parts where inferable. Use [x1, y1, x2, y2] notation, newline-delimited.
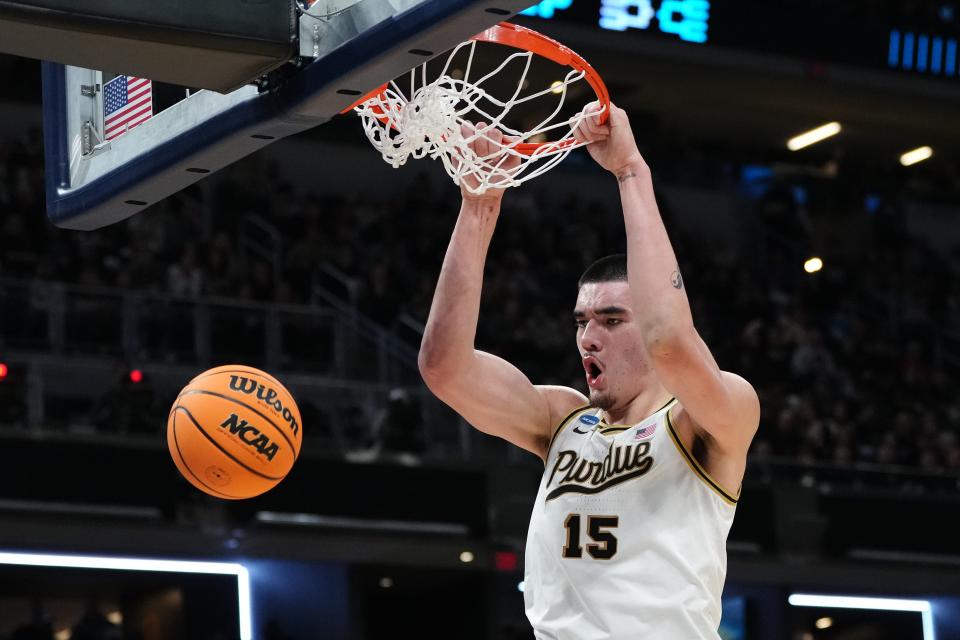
[815, 616, 833, 629]
[129, 369, 144, 384]
[789, 594, 934, 640]
[0, 363, 7, 381]
[804, 257, 823, 274]
[900, 146, 933, 166]
[0, 551, 251, 640]
[459, 550, 475, 563]
[787, 122, 842, 151]
[550, 80, 565, 94]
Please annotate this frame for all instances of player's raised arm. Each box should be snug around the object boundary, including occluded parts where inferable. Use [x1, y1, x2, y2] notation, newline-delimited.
[418, 124, 586, 460]
[574, 103, 759, 452]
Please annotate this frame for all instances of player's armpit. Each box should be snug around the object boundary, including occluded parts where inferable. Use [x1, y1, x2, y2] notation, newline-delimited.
[645, 327, 759, 453]
[420, 349, 586, 460]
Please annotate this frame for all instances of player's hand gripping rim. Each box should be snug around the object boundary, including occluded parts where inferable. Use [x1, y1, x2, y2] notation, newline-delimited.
[573, 101, 647, 177]
[456, 121, 522, 201]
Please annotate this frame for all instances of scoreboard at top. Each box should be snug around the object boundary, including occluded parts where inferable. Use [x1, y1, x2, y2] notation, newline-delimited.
[523, 0, 709, 43]
[521, 0, 960, 81]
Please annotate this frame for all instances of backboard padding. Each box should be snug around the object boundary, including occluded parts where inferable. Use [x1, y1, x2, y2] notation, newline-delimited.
[39, 0, 533, 230]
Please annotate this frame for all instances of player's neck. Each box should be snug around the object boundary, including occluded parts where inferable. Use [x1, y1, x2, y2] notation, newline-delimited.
[602, 383, 672, 426]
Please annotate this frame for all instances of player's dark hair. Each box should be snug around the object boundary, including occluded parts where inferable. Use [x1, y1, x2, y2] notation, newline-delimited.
[578, 254, 628, 290]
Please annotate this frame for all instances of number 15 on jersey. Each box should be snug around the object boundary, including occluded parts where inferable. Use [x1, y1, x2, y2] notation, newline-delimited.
[562, 514, 619, 560]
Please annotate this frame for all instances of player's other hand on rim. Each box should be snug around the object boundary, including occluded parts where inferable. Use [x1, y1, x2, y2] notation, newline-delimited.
[574, 101, 647, 177]
[456, 121, 521, 202]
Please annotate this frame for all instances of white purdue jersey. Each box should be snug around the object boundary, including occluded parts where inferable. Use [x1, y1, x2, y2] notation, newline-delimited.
[524, 398, 738, 640]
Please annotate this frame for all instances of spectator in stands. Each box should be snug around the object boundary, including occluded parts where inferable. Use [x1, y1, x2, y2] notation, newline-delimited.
[10, 599, 54, 640]
[377, 388, 426, 461]
[3, 122, 960, 479]
[204, 231, 240, 298]
[348, 388, 427, 465]
[167, 244, 203, 298]
[69, 599, 120, 640]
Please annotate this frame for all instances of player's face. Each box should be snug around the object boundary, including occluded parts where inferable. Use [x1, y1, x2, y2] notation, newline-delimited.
[574, 281, 651, 412]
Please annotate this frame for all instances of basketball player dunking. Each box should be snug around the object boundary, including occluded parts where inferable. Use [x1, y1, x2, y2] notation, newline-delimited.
[418, 102, 760, 639]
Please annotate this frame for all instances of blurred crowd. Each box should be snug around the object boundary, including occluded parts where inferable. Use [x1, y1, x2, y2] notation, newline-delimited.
[0, 597, 240, 640]
[2, 124, 960, 476]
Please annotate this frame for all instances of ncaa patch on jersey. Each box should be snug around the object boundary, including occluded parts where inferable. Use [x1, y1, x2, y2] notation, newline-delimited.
[579, 414, 600, 426]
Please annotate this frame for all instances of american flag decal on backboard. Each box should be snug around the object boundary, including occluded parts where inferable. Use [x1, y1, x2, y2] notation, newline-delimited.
[103, 75, 152, 141]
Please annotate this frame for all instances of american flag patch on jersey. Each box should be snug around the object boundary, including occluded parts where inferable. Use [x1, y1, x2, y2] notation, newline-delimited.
[104, 75, 153, 141]
[634, 423, 658, 440]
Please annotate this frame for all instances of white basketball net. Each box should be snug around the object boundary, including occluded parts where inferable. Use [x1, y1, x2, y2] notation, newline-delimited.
[353, 39, 604, 194]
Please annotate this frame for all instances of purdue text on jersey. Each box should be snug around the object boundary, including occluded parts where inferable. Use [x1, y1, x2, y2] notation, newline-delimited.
[546, 442, 653, 500]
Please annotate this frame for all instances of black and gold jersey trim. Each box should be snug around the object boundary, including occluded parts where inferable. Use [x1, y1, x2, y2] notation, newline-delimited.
[597, 397, 678, 435]
[665, 408, 739, 506]
[598, 426, 630, 435]
[545, 404, 591, 460]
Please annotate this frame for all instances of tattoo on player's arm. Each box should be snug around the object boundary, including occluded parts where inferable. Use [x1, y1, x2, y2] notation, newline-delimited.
[670, 267, 683, 290]
[617, 171, 638, 184]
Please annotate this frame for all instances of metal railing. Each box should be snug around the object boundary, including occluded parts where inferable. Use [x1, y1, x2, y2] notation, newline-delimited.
[0, 276, 485, 462]
[748, 455, 960, 495]
[3, 350, 959, 483]
[311, 281, 421, 381]
[0, 277, 420, 384]
[239, 213, 284, 289]
[0, 353, 475, 462]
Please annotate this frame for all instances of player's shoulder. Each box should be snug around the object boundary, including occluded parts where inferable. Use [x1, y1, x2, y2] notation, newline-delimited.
[719, 370, 761, 431]
[533, 385, 590, 457]
[671, 370, 759, 452]
[536, 385, 589, 427]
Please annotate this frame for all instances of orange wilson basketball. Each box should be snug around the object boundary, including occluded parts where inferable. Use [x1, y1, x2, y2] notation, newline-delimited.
[167, 365, 302, 499]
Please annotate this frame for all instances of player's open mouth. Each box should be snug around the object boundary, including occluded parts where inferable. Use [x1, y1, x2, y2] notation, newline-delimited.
[583, 356, 604, 388]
